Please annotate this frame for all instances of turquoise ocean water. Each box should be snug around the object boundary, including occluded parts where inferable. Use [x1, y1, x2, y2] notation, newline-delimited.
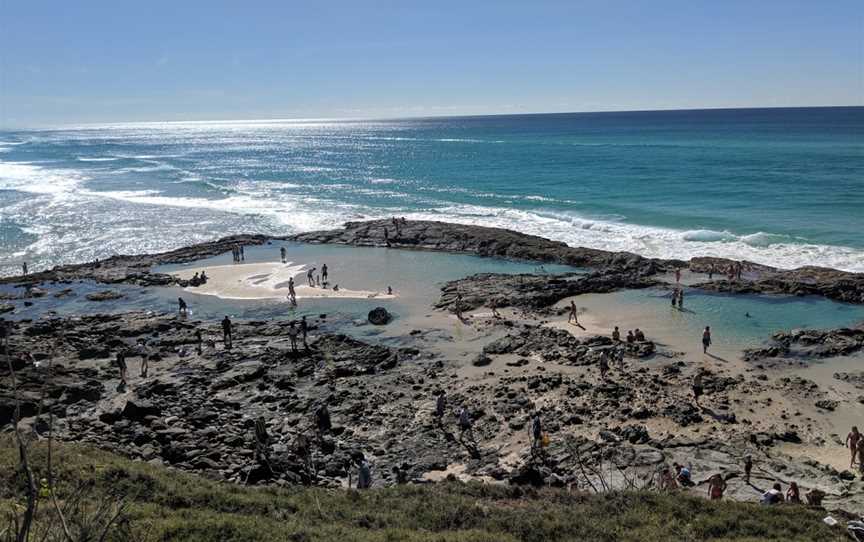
[0, 107, 861, 276]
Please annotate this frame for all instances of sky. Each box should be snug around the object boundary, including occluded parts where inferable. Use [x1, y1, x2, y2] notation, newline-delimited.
[0, 0, 862, 127]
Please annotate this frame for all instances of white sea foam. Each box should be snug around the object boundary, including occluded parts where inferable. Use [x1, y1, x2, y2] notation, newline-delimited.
[76, 157, 119, 162]
[0, 161, 84, 196]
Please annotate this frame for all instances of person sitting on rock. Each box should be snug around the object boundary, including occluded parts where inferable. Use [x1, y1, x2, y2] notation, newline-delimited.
[673, 462, 693, 487]
[634, 328, 645, 341]
[761, 482, 784, 505]
[805, 488, 825, 506]
[612, 326, 620, 342]
[315, 403, 331, 434]
[200, 270, 208, 283]
[626, 330, 635, 344]
[190, 272, 201, 286]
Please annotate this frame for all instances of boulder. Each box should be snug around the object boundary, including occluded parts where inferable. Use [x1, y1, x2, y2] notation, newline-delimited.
[368, 307, 391, 325]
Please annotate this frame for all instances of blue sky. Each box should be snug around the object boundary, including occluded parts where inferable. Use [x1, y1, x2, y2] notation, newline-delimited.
[1, 0, 861, 126]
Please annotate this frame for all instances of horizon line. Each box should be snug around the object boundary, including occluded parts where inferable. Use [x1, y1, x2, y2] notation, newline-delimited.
[4, 103, 862, 131]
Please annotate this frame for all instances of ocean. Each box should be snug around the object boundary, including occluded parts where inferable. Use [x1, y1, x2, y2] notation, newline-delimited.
[0, 106, 862, 276]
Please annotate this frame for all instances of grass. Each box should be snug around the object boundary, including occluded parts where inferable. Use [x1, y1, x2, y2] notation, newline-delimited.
[0, 437, 842, 541]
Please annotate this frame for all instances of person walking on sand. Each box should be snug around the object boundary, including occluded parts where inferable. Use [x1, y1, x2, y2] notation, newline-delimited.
[280, 246, 287, 263]
[847, 426, 861, 468]
[178, 297, 188, 317]
[702, 326, 712, 354]
[707, 473, 726, 500]
[287, 277, 296, 305]
[321, 264, 328, 284]
[568, 300, 582, 328]
[222, 316, 233, 349]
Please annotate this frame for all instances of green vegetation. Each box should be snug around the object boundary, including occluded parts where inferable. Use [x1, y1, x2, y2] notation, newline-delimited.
[1, 438, 839, 541]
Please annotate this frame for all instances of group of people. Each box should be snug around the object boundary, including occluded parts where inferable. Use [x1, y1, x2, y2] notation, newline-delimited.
[232, 244, 245, 263]
[188, 271, 208, 287]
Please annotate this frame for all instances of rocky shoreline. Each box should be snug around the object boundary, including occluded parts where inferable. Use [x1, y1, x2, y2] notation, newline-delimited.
[2, 219, 861, 305]
[3, 219, 864, 514]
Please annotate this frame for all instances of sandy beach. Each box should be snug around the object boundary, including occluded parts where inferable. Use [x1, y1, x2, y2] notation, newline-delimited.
[172, 262, 396, 301]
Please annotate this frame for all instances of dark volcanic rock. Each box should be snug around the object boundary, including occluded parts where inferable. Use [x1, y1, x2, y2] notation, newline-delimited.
[122, 399, 162, 421]
[436, 271, 659, 312]
[744, 325, 864, 361]
[368, 307, 392, 325]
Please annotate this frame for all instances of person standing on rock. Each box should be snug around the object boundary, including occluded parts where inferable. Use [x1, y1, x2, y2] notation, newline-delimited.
[354, 452, 372, 489]
[458, 406, 474, 443]
[702, 326, 712, 354]
[692, 372, 704, 406]
[744, 455, 753, 484]
[300, 316, 309, 349]
[280, 246, 287, 263]
[178, 297, 188, 317]
[288, 321, 299, 353]
[115, 349, 128, 389]
[195, 329, 203, 355]
[708, 265, 715, 280]
[530, 412, 543, 450]
[598, 351, 609, 381]
[455, 293, 464, 321]
[315, 403, 331, 434]
[321, 264, 328, 285]
[383, 226, 391, 247]
[22, 262, 28, 276]
[137, 338, 150, 378]
[846, 426, 861, 468]
[616, 347, 626, 370]
[707, 473, 726, 500]
[675, 268, 681, 283]
[435, 392, 447, 423]
[222, 316, 233, 349]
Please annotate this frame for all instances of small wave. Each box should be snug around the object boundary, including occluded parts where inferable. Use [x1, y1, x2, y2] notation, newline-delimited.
[741, 232, 788, 248]
[0, 161, 85, 196]
[682, 229, 736, 242]
[76, 157, 119, 162]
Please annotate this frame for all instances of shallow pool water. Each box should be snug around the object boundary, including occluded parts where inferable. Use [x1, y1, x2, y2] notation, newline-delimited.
[5, 243, 578, 323]
[605, 287, 864, 347]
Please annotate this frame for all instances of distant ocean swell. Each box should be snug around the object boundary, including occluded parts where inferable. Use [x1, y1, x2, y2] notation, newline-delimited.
[0, 157, 862, 275]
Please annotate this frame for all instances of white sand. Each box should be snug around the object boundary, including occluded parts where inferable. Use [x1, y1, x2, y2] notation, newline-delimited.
[172, 262, 396, 301]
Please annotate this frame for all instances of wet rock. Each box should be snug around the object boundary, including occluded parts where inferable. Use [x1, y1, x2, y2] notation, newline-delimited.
[368, 307, 392, 325]
[0, 303, 14, 314]
[85, 290, 124, 302]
